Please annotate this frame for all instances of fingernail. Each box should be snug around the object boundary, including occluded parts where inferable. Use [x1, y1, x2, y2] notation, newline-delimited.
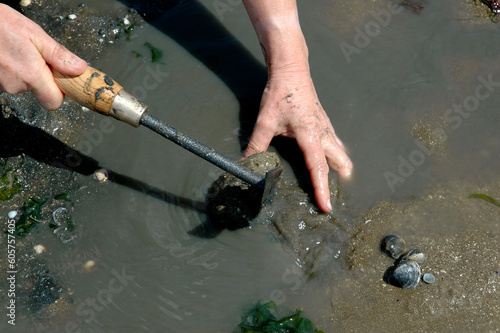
[71, 56, 86, 68]
[327, 199, 332, 212]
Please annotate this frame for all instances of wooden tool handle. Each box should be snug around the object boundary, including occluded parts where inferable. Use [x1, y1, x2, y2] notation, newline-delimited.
[53, 66, 123, 115]
[53, 66, 148, 127]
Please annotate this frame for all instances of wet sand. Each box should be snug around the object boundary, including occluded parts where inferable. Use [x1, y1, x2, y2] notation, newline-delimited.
[1, 0, 499, 332]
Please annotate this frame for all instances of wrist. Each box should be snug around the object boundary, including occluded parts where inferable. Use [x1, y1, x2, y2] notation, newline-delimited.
[260, 25, 310, 78]
[243, 3, 309, 74]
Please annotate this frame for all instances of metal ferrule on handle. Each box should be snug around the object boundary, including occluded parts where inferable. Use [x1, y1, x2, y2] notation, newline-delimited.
[110, 90, 148, 127]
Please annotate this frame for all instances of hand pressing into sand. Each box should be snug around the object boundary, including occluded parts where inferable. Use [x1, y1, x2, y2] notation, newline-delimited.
[242, 0, 353, 213]
[0, 4, 87, 110]
[244, 71, 353, 213]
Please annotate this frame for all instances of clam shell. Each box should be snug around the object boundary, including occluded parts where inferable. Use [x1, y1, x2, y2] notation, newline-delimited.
[392, 259, 421, 290]
[381, 234, 406, 259]
[33, 244, 45, 254]
[400, 248, 426, 265]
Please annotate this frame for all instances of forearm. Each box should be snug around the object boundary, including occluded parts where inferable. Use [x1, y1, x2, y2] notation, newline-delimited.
[242, 0, 309, 78]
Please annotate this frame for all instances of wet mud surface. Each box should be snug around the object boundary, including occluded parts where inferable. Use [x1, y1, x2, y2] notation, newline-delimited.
[261, 164, 351, 275]
[327, 178, 500, 332]
[1, 0, 500, 332]
[211, 151, 500, 331]
[0, 0, 144, 327]
[206, 151, 351, 274]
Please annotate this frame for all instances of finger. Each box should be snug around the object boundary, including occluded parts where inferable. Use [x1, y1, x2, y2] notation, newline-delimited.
[31, 26, 87, 76]
[297, 138, 332, 213]
[333, 134, 346, 151]
[30, 65, 65, 110]
[324, 140, 353, 180]
[243, 120, 275, 157]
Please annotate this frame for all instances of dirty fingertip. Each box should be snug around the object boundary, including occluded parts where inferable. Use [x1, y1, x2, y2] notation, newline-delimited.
[317, 198, 332, 213]
[337, 160, 353, 180]
[340, 168, 353, 180]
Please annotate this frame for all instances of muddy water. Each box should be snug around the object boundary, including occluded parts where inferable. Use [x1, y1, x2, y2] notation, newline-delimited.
[3, 0, 500, 332]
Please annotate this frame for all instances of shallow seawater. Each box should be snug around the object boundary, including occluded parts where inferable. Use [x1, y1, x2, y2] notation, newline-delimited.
[3, 0, 500, 332]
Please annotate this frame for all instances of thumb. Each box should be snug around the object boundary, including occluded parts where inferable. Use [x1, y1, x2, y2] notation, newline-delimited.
[31, 29, 87, 76]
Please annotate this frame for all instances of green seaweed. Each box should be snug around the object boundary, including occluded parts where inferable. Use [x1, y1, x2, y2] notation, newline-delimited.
[235, 301, 323, 333]
[125, 23, 135, 40]
[132, 50, 143, 58]
[144, 42, 163, 63]
[11, 198, 47, 237]
[469, 193, 500, 207]
[66, 216, 75, 232]
[0, 168, 22, 201]
[116, 23, 135, 41]
[54, 193, 71, 201]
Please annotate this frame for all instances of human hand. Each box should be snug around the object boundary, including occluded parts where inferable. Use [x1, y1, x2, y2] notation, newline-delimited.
[0, 4, 87, 110]
[242, 0, 353, 213]
[243, 71, 352, 213]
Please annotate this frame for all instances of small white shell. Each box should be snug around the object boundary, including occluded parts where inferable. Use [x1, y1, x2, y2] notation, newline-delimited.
[8, 211, 17, 219]
[19, 0, 32, 7]
[67, 14, 77, 20]
[84, 260, 96, 272]
[423, 273, 436, 284]
[93, 169, 109, 183]
[34, 244, 46, 254]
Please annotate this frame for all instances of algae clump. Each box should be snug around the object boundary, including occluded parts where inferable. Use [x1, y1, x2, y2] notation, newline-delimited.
[0, 167, 22, 201]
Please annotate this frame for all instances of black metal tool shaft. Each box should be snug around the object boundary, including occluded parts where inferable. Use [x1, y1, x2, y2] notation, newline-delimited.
[140, 113, 265, 188]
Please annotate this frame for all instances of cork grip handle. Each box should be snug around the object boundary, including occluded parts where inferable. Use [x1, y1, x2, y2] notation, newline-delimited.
[53, 66, 123, 115]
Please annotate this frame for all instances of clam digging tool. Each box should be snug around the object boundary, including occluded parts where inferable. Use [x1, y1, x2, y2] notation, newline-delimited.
[53, 66, 283, 204]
